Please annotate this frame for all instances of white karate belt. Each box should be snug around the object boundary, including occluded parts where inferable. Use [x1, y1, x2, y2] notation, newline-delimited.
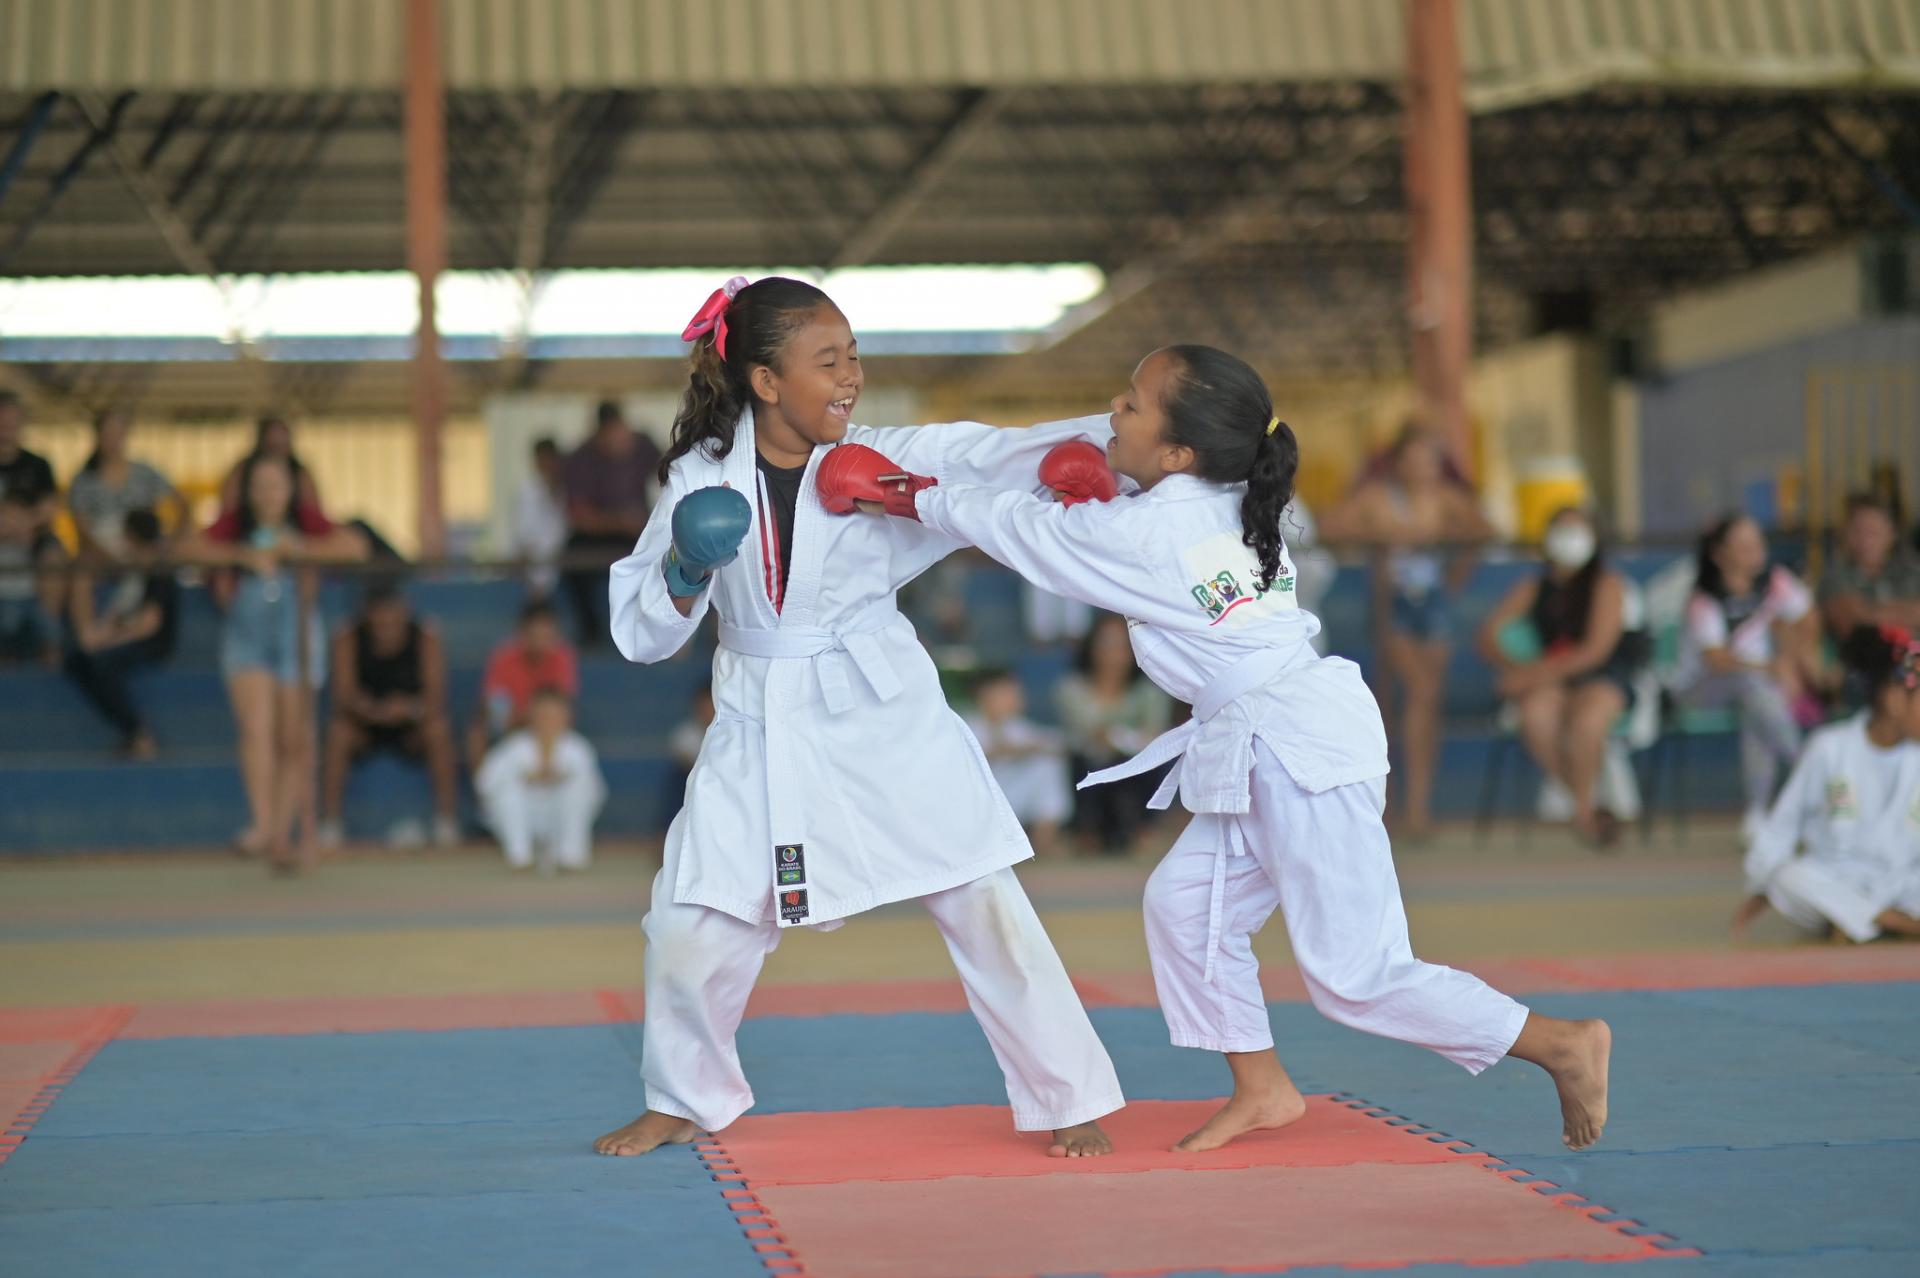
[1078, 644, 1295, 981]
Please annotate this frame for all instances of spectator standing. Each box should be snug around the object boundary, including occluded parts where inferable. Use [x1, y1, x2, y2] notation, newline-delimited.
[0, 390, 67, 658]
[177, 453, 367, 872]
[563, 401, 662, 646]
[1321, 424, 1494, 840]
[512, 436, 570, 598]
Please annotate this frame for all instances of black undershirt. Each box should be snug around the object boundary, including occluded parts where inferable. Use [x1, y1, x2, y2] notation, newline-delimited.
[756, 452, 808, 597]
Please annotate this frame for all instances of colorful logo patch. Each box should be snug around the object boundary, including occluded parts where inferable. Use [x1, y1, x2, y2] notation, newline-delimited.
[779, 888, 810, 924]
[774, 843, 806, 885]
[1825, 779, 1858, 820]
[1179, 533, 1295, 626]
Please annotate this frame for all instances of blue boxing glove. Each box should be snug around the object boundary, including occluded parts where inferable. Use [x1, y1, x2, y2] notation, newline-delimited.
[662, 486, 753, 598]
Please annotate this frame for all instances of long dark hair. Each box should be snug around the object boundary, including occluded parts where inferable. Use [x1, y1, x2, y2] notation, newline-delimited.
[231, 452, 297, 541]
[659, 277, 837, 482]
[1537, 505, 1608, 638]
[251, 414, 310, 486]
[1159, 344, 1297, 592]
[1694, 511, 1758, 601]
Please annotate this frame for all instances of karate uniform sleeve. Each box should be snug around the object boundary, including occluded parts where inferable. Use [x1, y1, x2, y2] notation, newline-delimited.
[607, 466, 709, 663]
[1744, 733, 1828, 894]
[914, 481, 1168, 620]
[859, 414, 1114, 489]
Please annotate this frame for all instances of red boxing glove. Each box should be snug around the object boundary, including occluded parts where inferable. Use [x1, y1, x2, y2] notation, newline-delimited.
[1038, 440, 1118, 507]
[816, 443, 936, 519]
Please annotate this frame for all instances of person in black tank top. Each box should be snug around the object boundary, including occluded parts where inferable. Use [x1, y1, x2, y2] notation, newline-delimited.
[1475, 507, 1647, 846]
[319, 582, 459, 848]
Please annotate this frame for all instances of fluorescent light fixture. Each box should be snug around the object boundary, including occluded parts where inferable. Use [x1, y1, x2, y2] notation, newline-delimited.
[0, 265, 1106, 344]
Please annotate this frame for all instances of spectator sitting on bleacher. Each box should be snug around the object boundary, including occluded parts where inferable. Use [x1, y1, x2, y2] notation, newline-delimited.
[464, 599, 579, 772]
[967, 670, 1071, 856]
[1321, 423, 1495, 841]
[1677, 512, 1831, 845]
[511, 437, 569, 599]
[1819, 494, 1920, 648]
[1733, 624, 1920, 943]
[476, 686, 607, 873]
[177, 452, 368, 871]
[0, 488, 56, 664]
[319, 581, 459, 850]
[1475, 506, 1646, 847]
[67, 410, 183, 561]
[1058, 613, 1174, 855]
[0, 389, 67, 663]
[63, 509, 178, 759]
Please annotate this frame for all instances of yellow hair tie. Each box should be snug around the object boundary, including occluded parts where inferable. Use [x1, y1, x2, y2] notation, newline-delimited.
[1265, 416, 1280, 437]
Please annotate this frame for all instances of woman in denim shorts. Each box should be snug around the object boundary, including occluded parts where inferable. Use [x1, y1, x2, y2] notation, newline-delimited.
[180, 454, 365, 871]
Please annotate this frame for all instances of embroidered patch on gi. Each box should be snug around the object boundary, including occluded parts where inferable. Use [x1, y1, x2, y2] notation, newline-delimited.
[1179, 532, 1294, 626]
[779, 888, 810, 923]
[1825, 778, 1858, 819]
[775, 843, 806, 886]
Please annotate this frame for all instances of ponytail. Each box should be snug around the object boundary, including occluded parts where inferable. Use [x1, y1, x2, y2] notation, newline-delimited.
[659, 275, 836, 483]
[1240, 419, 1298, 592]
[1160, 344, 1297, 592]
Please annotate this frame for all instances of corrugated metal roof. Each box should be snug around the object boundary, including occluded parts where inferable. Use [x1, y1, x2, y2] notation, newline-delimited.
[5, 1, 1917, 94]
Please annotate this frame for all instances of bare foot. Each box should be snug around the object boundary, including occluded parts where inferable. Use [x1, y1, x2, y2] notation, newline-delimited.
[594, 1110, 700, 1156]
[1546, 1019, 1611, 1151]
[1174, 1086, 1308, 1153]
[1047, 1120, 1113, 1158]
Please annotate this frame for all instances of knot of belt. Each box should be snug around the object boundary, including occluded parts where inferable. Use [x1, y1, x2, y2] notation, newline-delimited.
[717, 603, 904, 715]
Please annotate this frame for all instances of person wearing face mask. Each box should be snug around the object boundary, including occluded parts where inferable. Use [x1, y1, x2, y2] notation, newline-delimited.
[1476, 508, 1647, 846]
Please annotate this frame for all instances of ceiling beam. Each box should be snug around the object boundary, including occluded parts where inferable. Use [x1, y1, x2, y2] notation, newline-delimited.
[0, 92, 132, 270]
[828, 90, 1007, 270]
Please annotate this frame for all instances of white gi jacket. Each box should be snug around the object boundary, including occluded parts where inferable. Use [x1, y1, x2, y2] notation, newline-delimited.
[610, 411, 1107, 929]
[916, 469, 1390, 814]
[1745, 715, 1920, 905]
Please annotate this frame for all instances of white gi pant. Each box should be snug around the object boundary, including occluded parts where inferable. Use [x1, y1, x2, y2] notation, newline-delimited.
[640, 856, 1125, 1133]
[1144, 741, 1530, 1072]
[1765, 857, 1920, 944]
[481, 773, 603, 870]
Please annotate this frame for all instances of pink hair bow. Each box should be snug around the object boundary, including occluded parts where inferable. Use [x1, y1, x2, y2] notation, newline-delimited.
[681, 275, 750, 360]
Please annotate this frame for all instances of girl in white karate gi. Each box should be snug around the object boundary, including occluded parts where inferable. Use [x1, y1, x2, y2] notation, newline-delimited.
[857, 345, 1613, 1153]
[1735, 624, 1920, 943]
[593, 277, 1123, 1158]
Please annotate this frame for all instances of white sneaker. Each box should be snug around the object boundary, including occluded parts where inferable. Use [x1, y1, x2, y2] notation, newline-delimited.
[432, 815, 461, 848]
[385, 817, 427, 850]
[315, 820, 344, 851]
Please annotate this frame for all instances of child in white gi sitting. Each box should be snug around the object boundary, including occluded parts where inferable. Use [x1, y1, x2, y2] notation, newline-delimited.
[1735, 624, 1920, 942]
[476, 686, 606, 874]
